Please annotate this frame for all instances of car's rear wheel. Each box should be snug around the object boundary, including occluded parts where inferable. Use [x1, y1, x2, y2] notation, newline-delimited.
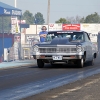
[88, 57, 95, 66]
[37, 59, 44, 68]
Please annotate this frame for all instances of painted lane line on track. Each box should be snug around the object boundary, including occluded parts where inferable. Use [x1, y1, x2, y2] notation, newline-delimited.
[0, 67, 100, 100]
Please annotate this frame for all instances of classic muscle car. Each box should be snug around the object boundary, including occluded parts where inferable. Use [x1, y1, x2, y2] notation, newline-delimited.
[32, 30, 98, 68]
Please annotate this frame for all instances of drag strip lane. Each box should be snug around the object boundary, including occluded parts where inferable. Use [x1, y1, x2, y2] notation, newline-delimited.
[0, 63, 98, 91]
[0, 64, 100, 100]
[0, 55, 100, 100]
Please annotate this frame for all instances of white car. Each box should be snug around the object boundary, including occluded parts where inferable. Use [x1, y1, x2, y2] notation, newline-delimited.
[32, 30, 98, 68]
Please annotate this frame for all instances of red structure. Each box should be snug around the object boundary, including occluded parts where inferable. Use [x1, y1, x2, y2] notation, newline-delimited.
[0, 33, 14, 42]
[62, 24, 80, 31]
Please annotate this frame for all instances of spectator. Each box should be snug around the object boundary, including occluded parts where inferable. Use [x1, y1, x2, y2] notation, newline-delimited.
[39, 26, 48, 42]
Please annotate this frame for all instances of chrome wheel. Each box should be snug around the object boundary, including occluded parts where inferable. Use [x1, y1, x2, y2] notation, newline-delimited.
[77, 58, 84, 68]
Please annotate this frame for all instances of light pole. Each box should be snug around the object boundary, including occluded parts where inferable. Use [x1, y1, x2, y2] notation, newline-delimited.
[47, 0, 50, 25]
[2, 15, 4, 61]
[34, 16, 38, 34]
[14, 0, 22, 60]
[15, 0, 17, 7]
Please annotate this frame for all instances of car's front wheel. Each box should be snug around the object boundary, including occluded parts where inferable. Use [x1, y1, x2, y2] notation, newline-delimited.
[77, 58, 84, 68]
[37, 59, 44, 68]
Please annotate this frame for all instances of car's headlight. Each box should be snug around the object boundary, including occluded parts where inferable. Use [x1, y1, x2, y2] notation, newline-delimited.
[77, 45, 82, 52]
[33, 45, 39, 52]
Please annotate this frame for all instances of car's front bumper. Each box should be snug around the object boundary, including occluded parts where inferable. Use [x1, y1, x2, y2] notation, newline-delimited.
[33, 52, 84, 60]
[33, 55, 84, 60]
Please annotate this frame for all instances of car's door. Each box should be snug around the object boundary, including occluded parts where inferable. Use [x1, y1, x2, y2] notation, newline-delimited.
[84, 32, 93, 60]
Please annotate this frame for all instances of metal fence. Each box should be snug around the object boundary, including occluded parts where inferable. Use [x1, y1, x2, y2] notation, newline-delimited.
[3, 34, 40, 61]
[5, 44, 33, 61]
[21, 44, 33, 60]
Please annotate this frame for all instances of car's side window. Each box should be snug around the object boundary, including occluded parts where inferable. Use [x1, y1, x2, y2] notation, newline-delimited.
[84, 32, 91, 42]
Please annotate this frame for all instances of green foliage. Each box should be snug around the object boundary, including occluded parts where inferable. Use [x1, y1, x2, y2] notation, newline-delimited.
[0, 11, 100, 34]
[55, 18, 69, 24]
[56, 12, 100, 24]
[84, 12, 100, 23]
[22, 10, 34, 24]
[0, 10, 45, 33]
[0, 16, 11, 33]
[34, 12, 45, 24]
[80, 17, 85, 23]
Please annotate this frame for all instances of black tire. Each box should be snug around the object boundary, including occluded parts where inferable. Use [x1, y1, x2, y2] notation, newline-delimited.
[37, 59, 44, 68]
[88, 57, 94, 66]
[51, 63, 55, 66]
[77, 58, 84, 68]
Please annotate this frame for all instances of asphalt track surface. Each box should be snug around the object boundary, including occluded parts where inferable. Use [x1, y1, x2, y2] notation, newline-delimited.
[0, 54, 100, 100]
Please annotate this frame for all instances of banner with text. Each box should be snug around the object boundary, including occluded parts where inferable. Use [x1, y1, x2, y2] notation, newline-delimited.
[62, 24, 80, 31]
[11, 17, 20, 34]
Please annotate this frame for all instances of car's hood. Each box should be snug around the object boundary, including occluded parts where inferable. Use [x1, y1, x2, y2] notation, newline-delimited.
[36, 38, 83, 47]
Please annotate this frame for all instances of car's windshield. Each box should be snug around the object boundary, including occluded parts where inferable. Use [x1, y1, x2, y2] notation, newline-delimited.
[45, 31, 84, 42]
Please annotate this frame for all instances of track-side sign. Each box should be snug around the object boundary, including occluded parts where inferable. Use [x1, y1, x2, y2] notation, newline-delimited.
[62, 24, 80, 31]
[3, 9, 22, 16]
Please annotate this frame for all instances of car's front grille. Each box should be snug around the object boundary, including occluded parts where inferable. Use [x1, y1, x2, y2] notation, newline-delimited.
[39, 48, 56, 53]
[39, 47, 77, 53]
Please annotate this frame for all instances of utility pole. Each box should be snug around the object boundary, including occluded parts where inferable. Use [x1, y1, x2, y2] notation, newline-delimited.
[15, 0, 17, 7]
[47, 0, 50, 25]
[14, 0, 21, 60]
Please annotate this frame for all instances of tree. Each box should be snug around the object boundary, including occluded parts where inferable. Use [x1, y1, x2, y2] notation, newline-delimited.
[34, 12, 45, 24]
[55, 18, 69, 24]
[22, 10, 34, 24]
[84, 12, 100, 23]
[66, 17, 75, 24]
[0, 16, 11, 33]
[80, 17, 85, 23]
[66, 16, 85, 24]
[75, 16, 84, 23]
[55, 12, 100, 24]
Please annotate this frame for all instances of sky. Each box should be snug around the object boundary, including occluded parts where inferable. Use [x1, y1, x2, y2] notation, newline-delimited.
[0, 0, 100, 23]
